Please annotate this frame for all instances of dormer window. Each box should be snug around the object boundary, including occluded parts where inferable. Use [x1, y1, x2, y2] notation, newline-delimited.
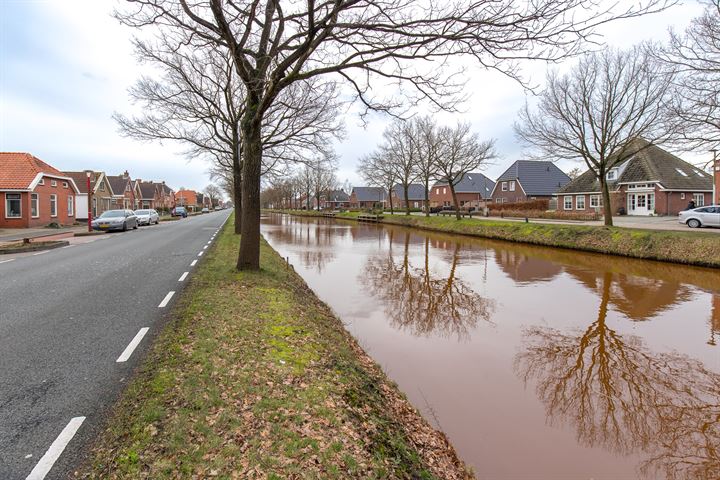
[606, 170, 617, 181]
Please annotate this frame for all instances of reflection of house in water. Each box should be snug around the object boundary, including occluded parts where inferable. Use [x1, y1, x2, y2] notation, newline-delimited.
[710, 294, 720, 346]
[493, 249, 563, 284]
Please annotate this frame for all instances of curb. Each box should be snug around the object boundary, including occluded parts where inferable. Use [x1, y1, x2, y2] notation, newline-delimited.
[0, 240, 70, 255]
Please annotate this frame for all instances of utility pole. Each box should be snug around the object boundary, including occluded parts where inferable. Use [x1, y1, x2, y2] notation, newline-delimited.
[86, 171, 92, 232]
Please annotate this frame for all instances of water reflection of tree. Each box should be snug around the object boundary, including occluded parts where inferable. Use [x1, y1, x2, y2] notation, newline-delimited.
[515, 272, 720, 480]
[361, 231, 494, 340]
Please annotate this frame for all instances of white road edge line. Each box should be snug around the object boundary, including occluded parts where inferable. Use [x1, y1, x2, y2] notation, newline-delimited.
[197, 251, 204, 257]
[0, 258, 15, 264]
[203, 245, 208, 249]
[190, 260, 197, 266]
[32, 250, 49, 256]
[158, 291, 175, 308]
[116, 327, 149, 363]
[178, 272, 189, 282]
[25, 416, 85, 480]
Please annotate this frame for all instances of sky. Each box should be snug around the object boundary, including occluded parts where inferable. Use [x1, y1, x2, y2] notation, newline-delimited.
[0, 0, 709, 195]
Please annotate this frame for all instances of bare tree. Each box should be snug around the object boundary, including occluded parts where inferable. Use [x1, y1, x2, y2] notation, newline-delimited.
[413, 116, 441, 217]
[657, 1, 720, 152]
[516, 46, 677, 226]
[357, 152, 395, 214]
[435, 123, 497, 220]
[310, 155, 338, 210]
[116, 0, 672, 270]
[379, 120, 418, 215]
[567, 167, 583, 180]
[204, 184, 223, 206]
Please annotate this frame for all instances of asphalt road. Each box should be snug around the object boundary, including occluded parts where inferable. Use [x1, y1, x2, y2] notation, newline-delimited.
[0, 210, 231, 479]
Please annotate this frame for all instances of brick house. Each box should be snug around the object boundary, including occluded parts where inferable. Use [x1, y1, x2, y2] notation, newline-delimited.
[0, 152, 80, 228]
[490, 160, 570, 204]
[136, 180, 157, 209]
[106, 173, 135, 209]
[64, 171, 113, 220]
[555, 140, 713, 216]
[349, 187, 388, 209]
[391, 184, 428, 210]
[321, 189, 350, 210]
[430, 172, 495, 209]
[153, 182, 175, 212]
[175, 189, 199, 211]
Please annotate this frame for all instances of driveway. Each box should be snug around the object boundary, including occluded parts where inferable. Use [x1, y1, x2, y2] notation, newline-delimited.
[0, 210, 231, 480]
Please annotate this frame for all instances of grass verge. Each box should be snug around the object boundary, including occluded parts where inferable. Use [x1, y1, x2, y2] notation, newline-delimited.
[272, 210, 720, 268]
[77, 214, 470, 479]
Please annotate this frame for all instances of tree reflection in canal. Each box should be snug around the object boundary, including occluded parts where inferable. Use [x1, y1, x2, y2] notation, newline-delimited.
[361, 231, 494, 339]
[515, 271, 720, 480]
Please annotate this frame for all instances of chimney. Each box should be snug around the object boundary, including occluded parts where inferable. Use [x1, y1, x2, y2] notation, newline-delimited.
[123, 170, 129, 179]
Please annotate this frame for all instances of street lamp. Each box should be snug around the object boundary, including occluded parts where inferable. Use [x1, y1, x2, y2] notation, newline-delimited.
[86, 171, 92, 232]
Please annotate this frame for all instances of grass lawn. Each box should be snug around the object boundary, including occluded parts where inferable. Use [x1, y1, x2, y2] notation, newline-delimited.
[78, 214, 469, 479]
[273, 210, 720, 268]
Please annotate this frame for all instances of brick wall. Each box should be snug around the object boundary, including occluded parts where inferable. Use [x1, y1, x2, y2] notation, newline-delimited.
[429, 185, 483, 207]
[0, 177, 78, 228]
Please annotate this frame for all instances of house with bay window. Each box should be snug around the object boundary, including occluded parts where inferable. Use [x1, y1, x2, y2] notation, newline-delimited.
[555, 140, 713, 216]
[0, 152, 80, 228]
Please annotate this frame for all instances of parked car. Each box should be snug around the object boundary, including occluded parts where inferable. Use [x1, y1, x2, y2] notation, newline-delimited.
[92, 209, 138, 232]
[201, 207, 210, 213]
[172, 206, 187, 218]
[135, 209, 159, 226]
[679, 205, 720, 228]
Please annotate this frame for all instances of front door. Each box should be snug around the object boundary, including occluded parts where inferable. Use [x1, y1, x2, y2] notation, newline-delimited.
[627, 193, 654, 215]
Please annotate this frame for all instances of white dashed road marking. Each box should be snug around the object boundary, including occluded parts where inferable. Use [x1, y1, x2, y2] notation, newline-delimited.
[178, 272, 189, 282]
[0, 259, 15, 264]
[158, 291, 175, 308]
[116, 328, 149, 363]
[32, 251, 49, 256]
[25, 416, 85, 480]
[190, 260, 197, 266]
[197, 251, 204, 257]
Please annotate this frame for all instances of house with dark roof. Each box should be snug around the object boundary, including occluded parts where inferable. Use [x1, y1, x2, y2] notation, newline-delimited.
[64, 170, 113, 219]
[135, 180, 158, 209]
[0, 153, 80, 228]
[349, 187, 388, 209]
[391, 184, 428, 210]
[429, 172, 495, 209]
[152, 182, 175, 211]
[105, 172, 135, 210]
[490, 160, 570, 204]
[321, 189, 350, 210]
[555, 140, 713, 216]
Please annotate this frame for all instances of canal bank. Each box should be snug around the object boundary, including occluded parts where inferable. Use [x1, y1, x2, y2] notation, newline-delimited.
[77, 214, 470, 479]
[269, 210, 720, 268]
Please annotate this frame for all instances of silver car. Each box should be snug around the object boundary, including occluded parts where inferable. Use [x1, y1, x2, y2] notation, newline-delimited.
[92, 209, 138, 232]
[134, 209, 159, 226]
[678, 205, 720, 228]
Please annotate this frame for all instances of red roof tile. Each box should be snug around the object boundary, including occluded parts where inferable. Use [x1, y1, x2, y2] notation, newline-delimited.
[0, 152, 68, 190]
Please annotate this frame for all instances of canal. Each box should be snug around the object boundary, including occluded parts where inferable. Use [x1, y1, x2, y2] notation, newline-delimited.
[261, 213, 720, 479]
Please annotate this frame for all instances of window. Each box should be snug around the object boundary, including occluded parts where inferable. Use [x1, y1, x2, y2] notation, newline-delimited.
[509, 181, 516, 192]
[443, 187, 446, 194]
[99, 182, 105, 191]
[648, 193, 655, 212]
[63, 181, 68, 188]
[67, 196, 74, 216]
[31, 193, 39, 217]
[694, 193, 705, 207]
[51, 180, 57, 187]
[607, 170, 617, 181]
[680, 193, 686, 200]
[435, 188, 440, 194]
[576, 195, 586, 209]
[50, 194, 57, 217]
[501, 182, 508, 191]
[38, 178, 45, 185]
[564, 196, 573, 210]
[5, 193, 21, 218]
[590, 195, 602, 208]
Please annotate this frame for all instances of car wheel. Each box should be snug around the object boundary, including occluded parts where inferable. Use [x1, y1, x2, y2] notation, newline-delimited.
[122, 222, 127, 232]
[687, 218, 701, 228]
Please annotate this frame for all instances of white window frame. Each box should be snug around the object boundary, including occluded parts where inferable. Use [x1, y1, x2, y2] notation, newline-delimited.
[509, 181, 516, 192]
[442, 187, 446, 194]
[606, 170, 617, 181]
[51, 179, 57, 187]
[38, 178, 45, 185]
[5, 193, 22, 218]
[31, 193, 39, 218]
[50, 194, 57, 217]
[694, 193, 705, 207]
[435, 188, 440, 194]
[589, 195, 602, 208]
[563, 196, 573, 210]
[501, 181, 508, 191]
[576, 195, 585, 210]
[67, 195, 74, 216]
[680, 193, 685, 200]
[62, 181, 68, 188]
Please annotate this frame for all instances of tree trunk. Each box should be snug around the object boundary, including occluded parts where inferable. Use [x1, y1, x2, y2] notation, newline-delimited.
[232, 146, 242, 234]
[450, 183, 461, 220]
[600, 178, 613, 226]
[237, 107, 262, 271]
[403, 183, 410, 215]
[424, 179, 430, 217]
[388, 187, 394, 214]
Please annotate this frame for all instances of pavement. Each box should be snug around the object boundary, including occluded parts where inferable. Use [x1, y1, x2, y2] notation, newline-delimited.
[0, 225, 90, 244]
[0, 210, 231, 480]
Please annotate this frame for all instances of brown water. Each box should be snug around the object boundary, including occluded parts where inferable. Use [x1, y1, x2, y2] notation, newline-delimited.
[261, 214, 720, 480]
